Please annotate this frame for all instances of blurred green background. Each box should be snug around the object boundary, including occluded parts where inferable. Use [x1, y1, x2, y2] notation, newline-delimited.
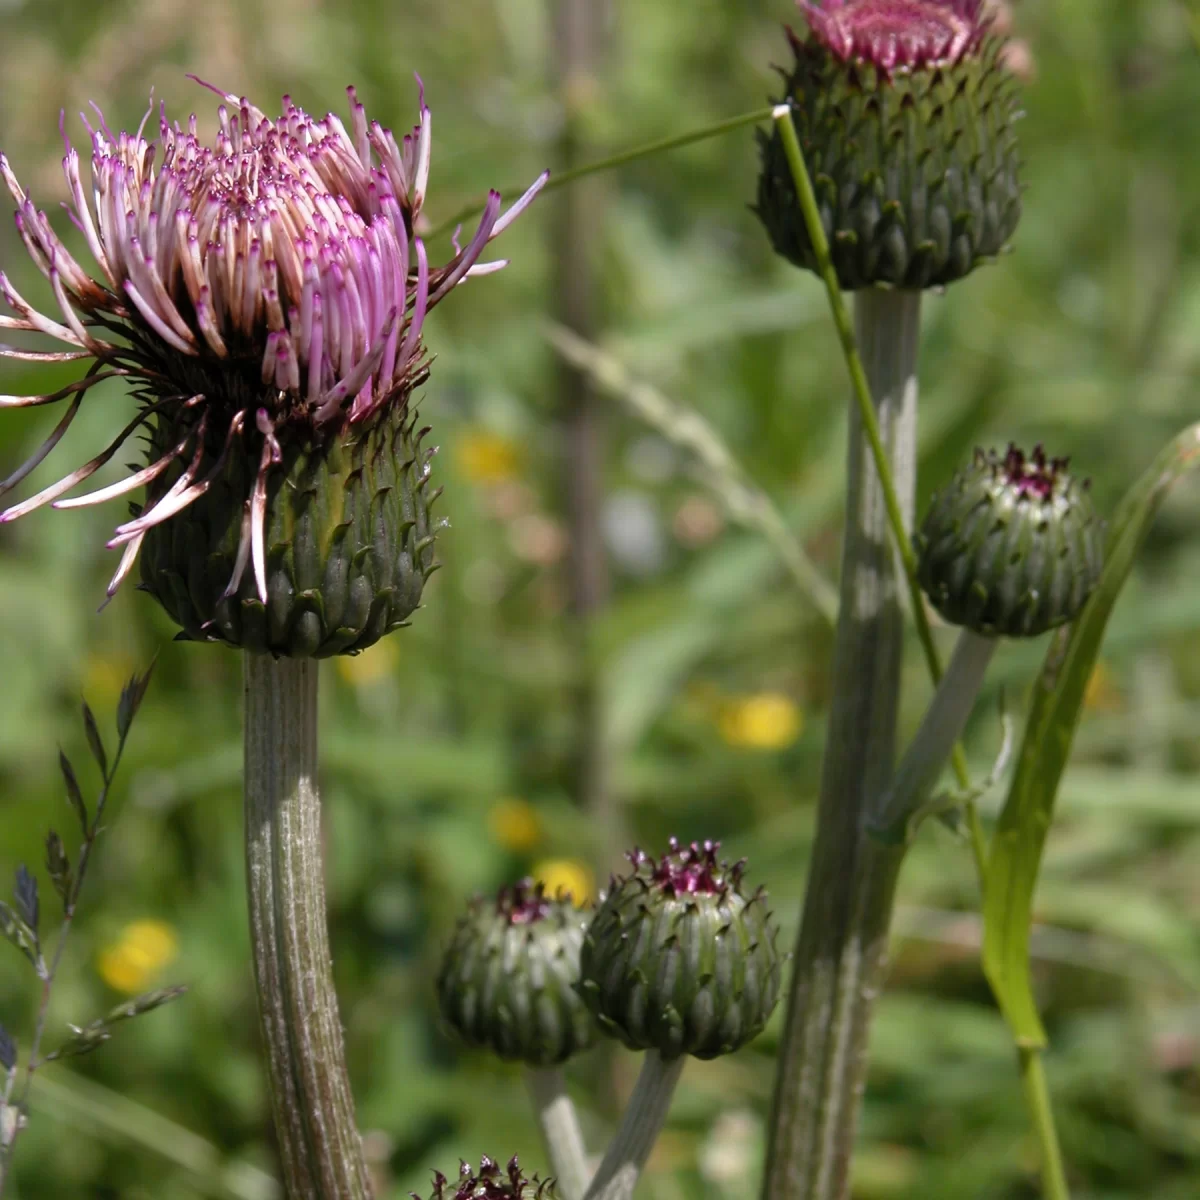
[1, 0, 1199, 1196]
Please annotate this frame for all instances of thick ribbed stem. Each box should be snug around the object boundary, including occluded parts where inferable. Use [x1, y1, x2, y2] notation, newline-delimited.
[526, 1067, 591, 1200]
[243, 654, 371, 1200]
[554, 0, 617, 863]
[582, 1052, 684, 1200]
[763, 288, 920, 1200]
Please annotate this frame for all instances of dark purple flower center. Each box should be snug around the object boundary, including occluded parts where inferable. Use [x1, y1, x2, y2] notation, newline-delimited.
[628, 838, 746, 898]
[977, 443, 1070, 502]
[415, 1155, 548, 1200]
[496, 880, 554, 926]
[800, 0, 987, 72]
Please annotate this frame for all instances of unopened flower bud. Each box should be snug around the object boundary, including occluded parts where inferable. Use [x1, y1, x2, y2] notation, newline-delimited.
[756, 0, 1023, 289]
[579, 839, 781, 1060]
[916, 445, 1105, 637]
[437, 880, 596, 1067]
[412, 1156, 553, 1200]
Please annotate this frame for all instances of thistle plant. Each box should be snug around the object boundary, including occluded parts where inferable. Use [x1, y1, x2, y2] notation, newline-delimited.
[752, 3, 1027, 1194]
[0, 81, 544, 1199]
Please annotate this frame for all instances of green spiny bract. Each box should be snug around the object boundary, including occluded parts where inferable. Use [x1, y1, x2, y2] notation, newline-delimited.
[138, 403, 439, 657]
[436, 880, 596, 1067]
[412, 1156, 554, 1200]
[579, 839, 781, 1061]
[915, 444, 1105, 638]
[755, 0, 1023, 290]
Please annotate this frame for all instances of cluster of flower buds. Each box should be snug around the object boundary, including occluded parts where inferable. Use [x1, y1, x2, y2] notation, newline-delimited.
[412, 1156, 554, 1200]
[436, 880, 596, 1067]
[438, 840, 781, 1071]
[0, 82, 545, 655]
[756, 0, 1023, 290]
[916, 444, 1105, 638]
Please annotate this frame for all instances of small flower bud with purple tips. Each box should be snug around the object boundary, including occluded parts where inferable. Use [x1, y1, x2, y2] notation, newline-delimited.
[412, 1155, 554, 1200]
[579, 839, 782, 1060]
[0, 81, 545, 654]
[437, 880, 596, 1067]
[916, 445, 1105, 637]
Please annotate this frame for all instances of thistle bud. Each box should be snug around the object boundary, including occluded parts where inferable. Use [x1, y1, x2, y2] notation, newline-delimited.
[0, 82, 545, 655]
[579, 839, 781, 1060]
[915, 445, 1105, 638]
[756, 0, 1023, 290]
[437, 881, 596, 1067]
[413, 1156, 553, 1200]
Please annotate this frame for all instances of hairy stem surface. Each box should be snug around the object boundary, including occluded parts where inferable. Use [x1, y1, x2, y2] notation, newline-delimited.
[762, 288, 920, 1200]
[583, 1052, 684, 1200]
[526, 1067, 591, 1200]
[244, 654, 370, 1200]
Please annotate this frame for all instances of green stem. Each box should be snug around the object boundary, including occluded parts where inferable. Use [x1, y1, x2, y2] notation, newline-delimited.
[762, 286, 919, 1200]
[427, 107, 775, 238]
[525, 1067, 590, 1200]
[243, 654, 371, 1200]
[1018, 1049, 1071, 1200]
[871, 631, 999, 842]
[582, 1052, 684, 1200]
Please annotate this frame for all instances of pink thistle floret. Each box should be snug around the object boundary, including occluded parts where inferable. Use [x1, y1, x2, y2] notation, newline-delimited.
[799, 0, 990, 73]
[0, 80, 547, 606]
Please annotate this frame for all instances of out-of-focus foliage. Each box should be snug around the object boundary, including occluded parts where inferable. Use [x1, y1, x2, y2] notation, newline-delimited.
[0, 0, 1198, 1197]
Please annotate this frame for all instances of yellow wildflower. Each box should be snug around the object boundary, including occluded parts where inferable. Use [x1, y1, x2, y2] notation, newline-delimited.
[489, 798, 543, 853]
[97, 919, 179, 995]
[718, 692, 803, 750]
[336, 637, 399, 687]
[456, 431, 522, 486]
[532, 858, 595, 907]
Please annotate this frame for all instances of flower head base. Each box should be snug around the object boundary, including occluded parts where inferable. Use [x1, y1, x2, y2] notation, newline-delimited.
[414, 1156, 553, 1200]
[755, 0, 1021, 290]
[915, 444, 1105, 638]
[437, 880, 596, 1066]
[579, 838, 781, 1060]
[801, 0, 987, 74]
[0, 81, 545, 654]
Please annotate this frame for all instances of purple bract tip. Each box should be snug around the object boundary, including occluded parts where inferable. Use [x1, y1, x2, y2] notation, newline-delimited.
[627, 836, 746, 899]
[495, 879, 555, 925]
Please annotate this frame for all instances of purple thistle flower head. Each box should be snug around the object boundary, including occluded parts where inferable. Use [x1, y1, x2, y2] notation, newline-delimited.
[0, 80, 545, 640]
[413, 1156, 553, 1200]
[798, 0, 990, 74]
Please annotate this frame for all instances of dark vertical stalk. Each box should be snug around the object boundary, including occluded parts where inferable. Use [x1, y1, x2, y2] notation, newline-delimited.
[553, 0, 614, 859]
[762, 289, 920, 1200]
[244, 654, 371, 1199]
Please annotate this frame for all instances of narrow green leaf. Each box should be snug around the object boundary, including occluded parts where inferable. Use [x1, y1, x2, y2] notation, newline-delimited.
[44, 985, 187, 1063]
[982, 422, 1200, 1047]
[116, 663, 155, 744]
[0, 900, 40, 970]
[13, 866, 38, 934]
[45, 832, 72, 908]
[59, 751, 87, 836]
[81, 701, 108, 779]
